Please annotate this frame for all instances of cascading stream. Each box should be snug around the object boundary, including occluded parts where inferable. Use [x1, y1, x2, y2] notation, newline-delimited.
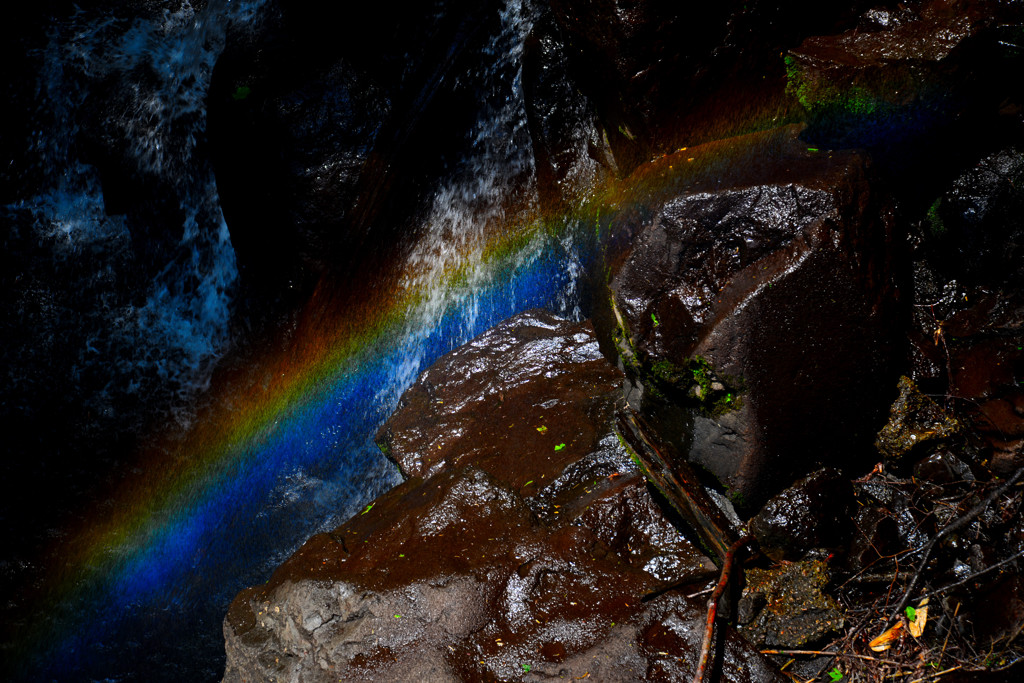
[5, 0, 599, 680]
[8, 0, 269, 432]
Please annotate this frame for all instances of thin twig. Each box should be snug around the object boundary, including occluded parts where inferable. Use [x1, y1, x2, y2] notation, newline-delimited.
[759, 649, 908, 666]
[686, 586, 715, 599]
[890, 461, 1024, 624]
[908, 665, 961, 683]
[692, 536, 753, 683]
[921, 550, 1024, 600]
[939, 601, 959, 667]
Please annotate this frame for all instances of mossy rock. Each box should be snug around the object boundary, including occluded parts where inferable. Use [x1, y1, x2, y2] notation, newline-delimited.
[739, 559, 844, 649]
[875, 376, 964, 464]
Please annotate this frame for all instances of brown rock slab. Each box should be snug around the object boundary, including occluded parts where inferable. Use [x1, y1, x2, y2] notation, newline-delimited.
[224, 311, 782, 681]
[607, 125, 902, 511]
[223, 464, 779, 682]
[378, 309, 626, 490]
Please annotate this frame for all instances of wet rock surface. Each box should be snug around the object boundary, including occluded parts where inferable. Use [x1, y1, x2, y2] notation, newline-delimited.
[377, 309, 624, 488]
[218, 3, 1024, 680]
[223, 311, 781, 681]
[875, 376, 965, 467]
[522, 10, 616, 214]
[748, 468, 852, 562]
[546, 0, 885, 170]
[788, 0, 1024, 188]
[739, 559, 844, 649]
[605, 125, 902, 511]
[908, 147, 1024, 474]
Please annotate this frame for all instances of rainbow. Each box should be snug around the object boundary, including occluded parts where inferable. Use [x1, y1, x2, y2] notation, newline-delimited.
[19, 198, 607, 678]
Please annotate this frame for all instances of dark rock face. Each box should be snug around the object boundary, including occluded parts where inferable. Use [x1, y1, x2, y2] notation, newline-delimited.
[927, 149, 1024, 287]
[908, 148, 1024, 473]
[223, 311, 784, 681]
[522, 11, 616, 214]
[607, 126, 902, 511]
[748, 468, 852, 562]
[209, 0, 507, 305]
[545, 0, 889, 170]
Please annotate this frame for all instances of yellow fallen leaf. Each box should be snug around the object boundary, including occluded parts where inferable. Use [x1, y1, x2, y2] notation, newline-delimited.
[909, 597, 929, 638]
[869, 621, 904, 652]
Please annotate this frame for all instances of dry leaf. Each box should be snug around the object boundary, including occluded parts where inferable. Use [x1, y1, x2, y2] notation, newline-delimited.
[909, 597, 929, 638]
[869, 621, 904, 652]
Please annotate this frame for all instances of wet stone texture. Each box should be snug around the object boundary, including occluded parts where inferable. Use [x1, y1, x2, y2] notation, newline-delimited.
[223, 310, 783, 682]
[787, 0, 1024, 164]
[606, 125, 902, 512]
[909, 148, 1024, 475]
[738, 559, 845, 649]
[748, 468, 852, 562]
[875, 376, 965, 468]
[377, 309, 624, 489]
[546, 0, 883, 171]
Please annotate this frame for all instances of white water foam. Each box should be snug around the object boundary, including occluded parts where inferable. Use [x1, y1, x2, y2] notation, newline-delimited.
[387, 0, 545, 398]
[11, 0, 268, 427]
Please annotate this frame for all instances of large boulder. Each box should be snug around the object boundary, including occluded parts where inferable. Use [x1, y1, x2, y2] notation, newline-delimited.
[605, 125, 903, 511]
[223, 467, 783, 683]
[224, 311, 784, 681]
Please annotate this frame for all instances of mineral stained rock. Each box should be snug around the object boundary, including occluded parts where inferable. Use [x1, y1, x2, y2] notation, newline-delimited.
[223, 311, 784, 682]
[875, 376, 964, 465]
[607, 125, 902, 511]
[739, 559, 845, 649]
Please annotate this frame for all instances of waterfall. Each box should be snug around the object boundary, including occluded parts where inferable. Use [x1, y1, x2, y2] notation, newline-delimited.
[7, 0, 267, 431]
[392, 0, 543, 394]
[4, 0, 598, 680]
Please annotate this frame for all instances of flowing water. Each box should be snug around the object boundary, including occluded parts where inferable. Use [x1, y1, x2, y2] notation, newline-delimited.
[4, 0, 600, 680]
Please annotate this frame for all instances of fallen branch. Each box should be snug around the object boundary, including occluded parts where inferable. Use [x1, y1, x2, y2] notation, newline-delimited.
[908, 665, 962, 683]
[889, 460, 1024, 624]
[615, 406, 739, 565]
[693, 535, 753, 683]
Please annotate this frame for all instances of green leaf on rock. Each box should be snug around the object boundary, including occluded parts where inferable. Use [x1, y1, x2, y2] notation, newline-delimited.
[554, 443, 566, 451]
[828, 667, 843, 681]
